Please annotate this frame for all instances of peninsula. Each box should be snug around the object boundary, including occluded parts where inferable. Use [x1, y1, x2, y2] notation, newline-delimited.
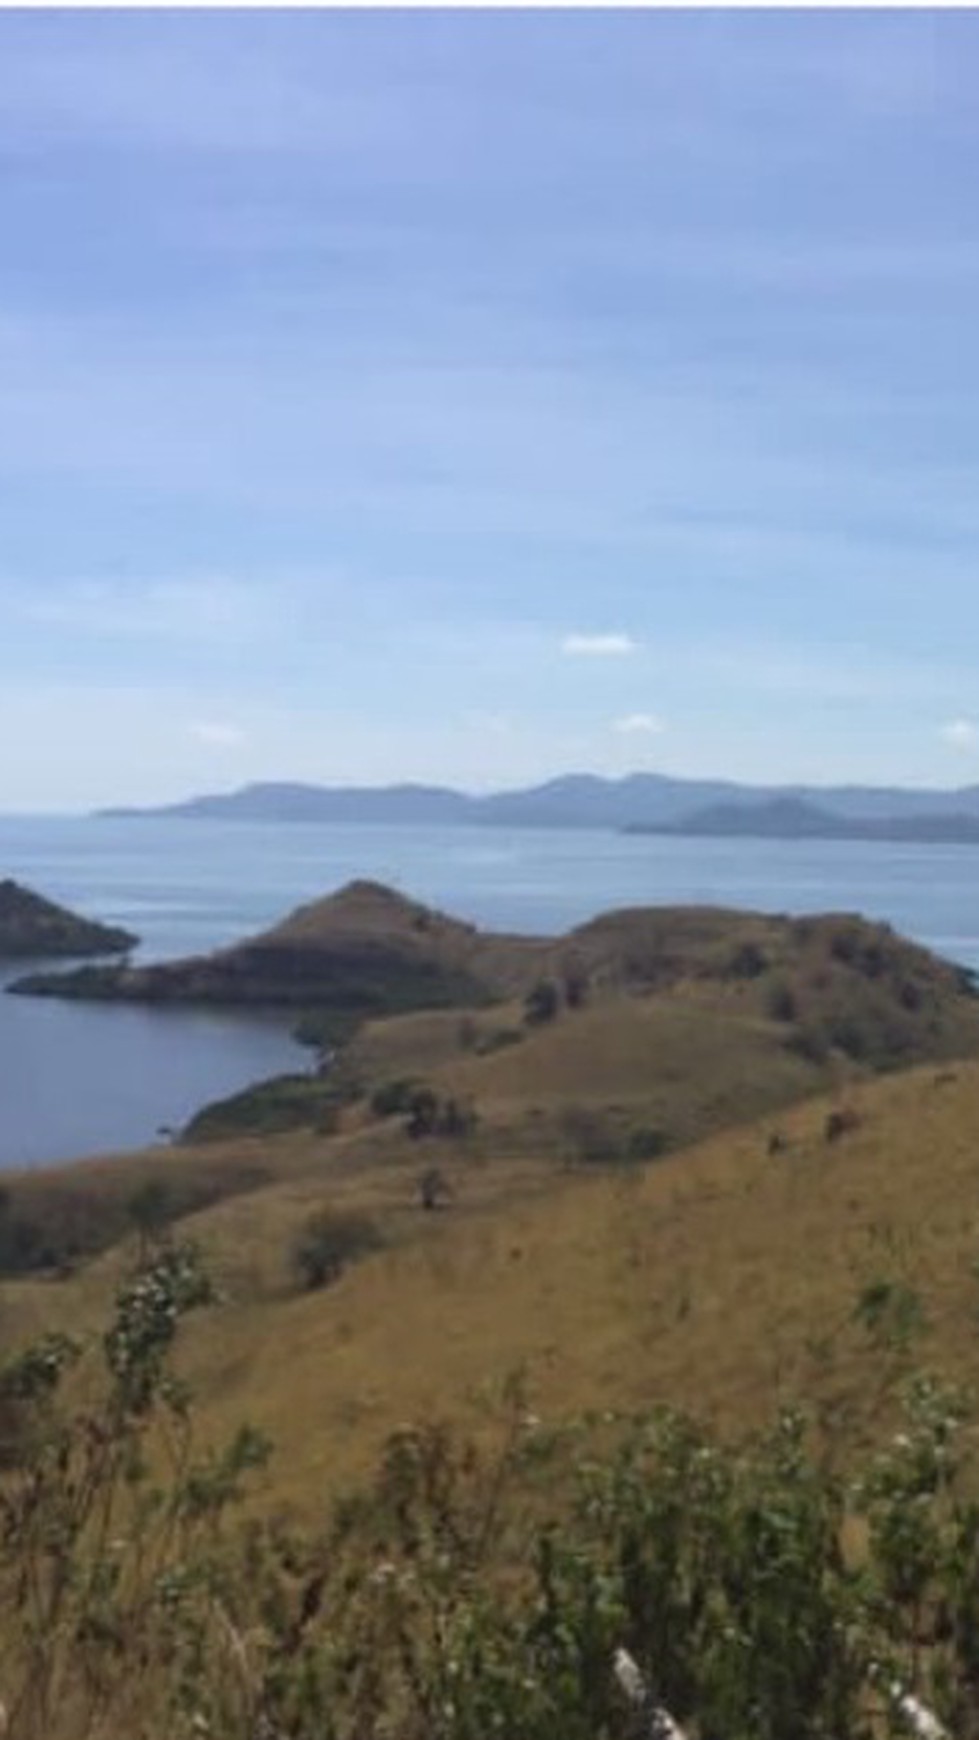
[0, 878, 137, 958]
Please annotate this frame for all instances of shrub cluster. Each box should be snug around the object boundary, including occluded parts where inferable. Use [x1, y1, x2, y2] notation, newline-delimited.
[3, 1267, 979, 1740]
[290, 1207, 384, 1291]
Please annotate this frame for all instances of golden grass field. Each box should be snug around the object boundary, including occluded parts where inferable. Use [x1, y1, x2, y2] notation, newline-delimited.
[6, 895, 979, 1520]
[5, 1049, 979, 1517]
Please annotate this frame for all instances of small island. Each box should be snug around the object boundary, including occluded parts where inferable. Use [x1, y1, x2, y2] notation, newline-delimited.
[0, 877, 137, 958]
[625, 796, 979, 844]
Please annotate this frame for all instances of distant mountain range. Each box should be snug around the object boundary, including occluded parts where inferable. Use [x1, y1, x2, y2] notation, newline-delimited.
[97, 774, 979, 839]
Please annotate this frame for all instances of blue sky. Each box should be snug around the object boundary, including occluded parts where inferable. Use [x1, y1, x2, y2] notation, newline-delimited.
[4, 9, 979, 809]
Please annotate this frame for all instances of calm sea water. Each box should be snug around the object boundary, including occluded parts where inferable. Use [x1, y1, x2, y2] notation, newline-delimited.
[3, 813, 979, 1169]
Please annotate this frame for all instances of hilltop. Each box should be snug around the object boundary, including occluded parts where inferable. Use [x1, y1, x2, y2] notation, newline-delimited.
[4, 888, 979, 1283]
[8, 879, 537, 1019]
[0, 878, 136, 958]
[11, 882, 979, 1092]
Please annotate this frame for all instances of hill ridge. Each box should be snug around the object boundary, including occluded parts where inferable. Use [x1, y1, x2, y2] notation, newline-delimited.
[96, 770, 979, 831]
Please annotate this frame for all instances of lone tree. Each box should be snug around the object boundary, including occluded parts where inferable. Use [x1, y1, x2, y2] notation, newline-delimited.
[524, 978, 560, 1025]
[405, 1087, 440, 1139]
[126, 1179, 174, 1261]
[418, 1167, 453, 1211]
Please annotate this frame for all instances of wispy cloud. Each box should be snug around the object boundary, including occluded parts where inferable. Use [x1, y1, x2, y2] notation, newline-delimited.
[612, 712, 664, 735]
[940, 719, 979, 750]
[561, 633, 637, 657]
[189, 719, 246, 749]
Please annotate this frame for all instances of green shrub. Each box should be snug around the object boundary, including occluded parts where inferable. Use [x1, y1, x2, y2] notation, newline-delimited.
[290, 1208, 383, 1291]
[767, 980, 798, 1022]
[561, 1105, 623, 1165]
[3, 1263, 979, 1740]
[524, 978, 560, 1025]
[370, 1076, 420, 1118]
[626, 1125, 668, 1161]
[783, 1025, 830, 1066]
[727, 939, 769, 979]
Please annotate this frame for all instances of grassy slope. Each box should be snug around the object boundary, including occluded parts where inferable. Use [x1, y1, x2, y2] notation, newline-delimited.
[5, 899, 979, 1514]
[167, 1057, 979, 1501]
[5, 1055, 979, 1516]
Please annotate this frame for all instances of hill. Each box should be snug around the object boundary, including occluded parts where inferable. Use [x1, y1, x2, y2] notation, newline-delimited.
[8, 879, 540, 1021]
[628, 794, 979, 843]
[5, 894, 979, 1282]
[0, 878, 136, 958]
[7, 898, 979, 1735]
[96, 769, 979, 828]
[11, 885, 979, 1095]
[6, 1049, 979, 1516]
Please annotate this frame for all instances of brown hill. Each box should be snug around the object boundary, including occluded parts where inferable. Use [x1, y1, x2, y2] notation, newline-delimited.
[0, 878, 136, 958]
[9, 878, 528, 1016]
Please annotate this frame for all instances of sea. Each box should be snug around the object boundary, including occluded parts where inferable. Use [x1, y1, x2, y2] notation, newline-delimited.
[3, 812, 979, 1170]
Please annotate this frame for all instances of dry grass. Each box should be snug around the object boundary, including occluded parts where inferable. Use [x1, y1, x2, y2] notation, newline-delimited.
[7, 896, 979, 1522]
[7, 1055, 979, 1519]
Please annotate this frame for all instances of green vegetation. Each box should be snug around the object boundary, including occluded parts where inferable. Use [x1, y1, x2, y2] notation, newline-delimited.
[290, 1207, 384, 1291]
[2, 1244, 979, 1738]
[0, 1153, 272, 1279]
[181, 1072, 345, 1142]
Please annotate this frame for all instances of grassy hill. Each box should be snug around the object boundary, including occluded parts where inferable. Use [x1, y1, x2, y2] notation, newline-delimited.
[6, 903, 979, 1735]
[4, 1055, 979, 1510]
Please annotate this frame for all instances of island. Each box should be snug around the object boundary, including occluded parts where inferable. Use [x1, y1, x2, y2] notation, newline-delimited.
[625, 796, 979, 844]
[0, 878, 137, 958]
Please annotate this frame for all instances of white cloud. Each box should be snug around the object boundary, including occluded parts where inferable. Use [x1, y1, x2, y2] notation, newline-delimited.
[189, 720, 246, 749]
[940, 718, 979, 750]
[612, 713, 665, 735]
[561, 632, 636, 657]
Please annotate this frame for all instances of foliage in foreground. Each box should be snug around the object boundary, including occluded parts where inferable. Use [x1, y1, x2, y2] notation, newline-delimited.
[2, 1249, 979, 1737]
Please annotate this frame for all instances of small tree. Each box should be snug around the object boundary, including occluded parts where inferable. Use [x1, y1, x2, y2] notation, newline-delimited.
[405, 1087, 440, 1139]
[126, 1178, 174, 1261]
[437, 1097, 478, 1139]
[562, 965, 589, 1009]
[418, 1167, 452, 1211]
[524, 979, 560, 1025]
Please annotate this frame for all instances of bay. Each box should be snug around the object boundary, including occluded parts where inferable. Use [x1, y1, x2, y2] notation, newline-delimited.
[2, 813, 979, 1170]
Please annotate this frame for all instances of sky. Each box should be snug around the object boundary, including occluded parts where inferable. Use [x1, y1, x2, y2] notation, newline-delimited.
[4, 9, 979, 809]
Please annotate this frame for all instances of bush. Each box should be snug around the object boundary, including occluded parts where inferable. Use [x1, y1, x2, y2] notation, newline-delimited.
[824, 1105, 861, 1143]
[626, 1125, 668, 1161]
[783, 1025, 830, 1066]
[2, 1263, 979, 1740]
[370, 1077, 420, 1118]
[562, 966, 590, 1009]
[290, 1209, 383, 1291]
[727, 939, 769, 979]
[767, 980, 798, 1023]
[405, 1086, 440, 1139]
[524, 978, 560, 1025]
[561, 1105, 623, 1165]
